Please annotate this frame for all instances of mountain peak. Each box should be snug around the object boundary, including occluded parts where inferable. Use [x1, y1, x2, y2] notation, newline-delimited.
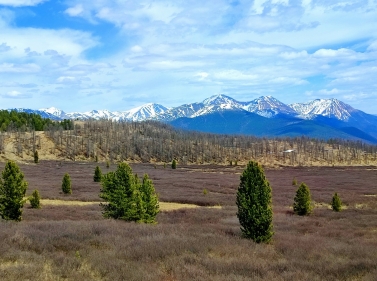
[244, 96, 296, 117]
[290, 98, 356, 121]
[202, 94, 239, 106]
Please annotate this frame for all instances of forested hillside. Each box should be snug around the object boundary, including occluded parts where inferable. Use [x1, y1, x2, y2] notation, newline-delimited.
[0, 110, 73, 132]
[1, 118, 376, 166]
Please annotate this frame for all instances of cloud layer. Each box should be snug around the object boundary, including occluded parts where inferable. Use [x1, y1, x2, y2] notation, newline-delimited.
[0, 0, 376, 112]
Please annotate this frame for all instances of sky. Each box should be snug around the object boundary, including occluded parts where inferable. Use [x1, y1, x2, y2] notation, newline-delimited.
[0, 0, 376, 113]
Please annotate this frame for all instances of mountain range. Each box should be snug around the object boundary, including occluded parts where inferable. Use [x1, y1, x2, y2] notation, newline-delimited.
[7, 95, 377, 143]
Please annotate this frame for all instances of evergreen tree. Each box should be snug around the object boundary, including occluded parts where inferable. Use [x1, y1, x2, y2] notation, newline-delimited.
[99, 163, 159, 223]
[99, 163, 139, 221]
[106, 161, 110, 169]
[172, 159, 177, 169]
[236, 161, 273, 243]
[94, 166, 102, 182]
[293, 182, 312, 215]
[331, 192, 342, 212]
[140, 174, 159, 223]
[34, 150, 39, 164]
[0, 161, 28, 221]
[29, 189, 41, 209]
[62, 173, 72, 194]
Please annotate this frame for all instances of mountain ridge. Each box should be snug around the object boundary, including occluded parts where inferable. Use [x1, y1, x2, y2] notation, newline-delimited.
[5, 94, 377, 143]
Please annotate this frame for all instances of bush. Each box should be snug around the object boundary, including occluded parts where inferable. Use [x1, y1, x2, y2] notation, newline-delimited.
[94, 166, 102, 182]
[331, 192, 342, 212]
[172, 160, 177, 169]
[106, 161, 110, 168]
[293, 182, 312, 215]
[62, 173, 72, 194]
[292, 177, 297, 186]
[0, 161, 28, 221]
[236, 161, 273, 243]
[29, 189, 41, 209]
[99, 162, 159, 223]
[34, 150, 39, 163]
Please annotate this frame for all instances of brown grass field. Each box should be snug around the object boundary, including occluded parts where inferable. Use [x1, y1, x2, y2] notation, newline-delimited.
[1, 161, 377, 280]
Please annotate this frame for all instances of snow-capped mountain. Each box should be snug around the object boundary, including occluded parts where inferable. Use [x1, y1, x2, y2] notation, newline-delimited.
[61, 103, 168, 122]
[121, 103, 168, 121]
[39, 107, 69, 120]
[244, 96, 296, 118]
[6, 94, 377, 142]
[289, 99, 356, 121]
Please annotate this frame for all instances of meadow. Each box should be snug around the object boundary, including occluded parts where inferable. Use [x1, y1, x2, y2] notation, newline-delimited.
[0, 161, 377, 280]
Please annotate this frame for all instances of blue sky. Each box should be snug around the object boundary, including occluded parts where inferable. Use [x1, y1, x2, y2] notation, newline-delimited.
[0, 0, 376, 113]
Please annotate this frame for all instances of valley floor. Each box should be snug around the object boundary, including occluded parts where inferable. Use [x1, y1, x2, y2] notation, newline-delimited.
[0, 161, 377, 280]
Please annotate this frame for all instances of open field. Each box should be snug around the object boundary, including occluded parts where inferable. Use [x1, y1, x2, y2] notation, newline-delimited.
[1, 161, 377, 280]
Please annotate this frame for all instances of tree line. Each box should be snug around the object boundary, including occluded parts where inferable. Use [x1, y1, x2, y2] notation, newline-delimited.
[0, 110, 73, 132]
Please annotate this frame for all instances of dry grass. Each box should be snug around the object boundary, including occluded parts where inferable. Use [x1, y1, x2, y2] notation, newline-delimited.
[34, 199, 221, 211]
[1, 161, 377, 280]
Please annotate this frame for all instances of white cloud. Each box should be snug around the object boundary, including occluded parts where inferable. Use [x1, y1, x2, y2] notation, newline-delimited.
[1, 90, 31, 99]
[0, 0, 47, 7]
[65, 4, 84, 17]
[0, 63, 40, 73]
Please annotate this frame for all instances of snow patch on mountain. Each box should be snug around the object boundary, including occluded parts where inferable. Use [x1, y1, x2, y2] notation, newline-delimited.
[243, 96, 296, 117]
[290, 99, 356, 121]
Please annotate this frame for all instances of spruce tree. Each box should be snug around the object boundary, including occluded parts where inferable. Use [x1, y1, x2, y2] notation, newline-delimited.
[34, 150, 39, 164]
[140, 174, 159, 223]
[331, 192, 342, 212]
[99, 163, 159, 223]
[172, 159, 177, 169]
[94, 166, 102, 182]
[293, 182, 312, 215]
[0, 161, 28, 221]
[62, 173, 72, 194]
[29, 189, 41, 209]
[99, 163, 139, 221]
[236, 161, 273, 243]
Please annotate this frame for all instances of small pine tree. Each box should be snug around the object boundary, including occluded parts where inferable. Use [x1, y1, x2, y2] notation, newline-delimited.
[172, 159, 177, 169]
[34, 150, 39, 164]
[29, 189, 41, 209]
[331, 192, 342, 212]
[236, 161, 273, 243]
[94, 166, 102, 182]
[140, 174, 159, 223]
[0, 161, 28, 221]
[106, 161, 110, 168]
[100, 163, 140, 221]
[62, 173, 72, 194]
[293, 182, 312, 215]
[292, 177, 297, 186]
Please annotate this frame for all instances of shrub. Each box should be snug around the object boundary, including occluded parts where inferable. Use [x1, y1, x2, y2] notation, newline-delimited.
[331, 192, 342, 212]
[99, 162, 159, 223]
[34, 150, 39, 163]
[62, 173, 72, 194]
[172, 160, 177, 169]
[94, 166, 102, 182]
[106, 161, 110, 168]
[0, 161, 28, 221]
[203, 189, 208, 195]
[236, 161, 273, 243]
[292, 177, 297, 186]
[29, 189, 41, 209]
[293, 182, 312, 215]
